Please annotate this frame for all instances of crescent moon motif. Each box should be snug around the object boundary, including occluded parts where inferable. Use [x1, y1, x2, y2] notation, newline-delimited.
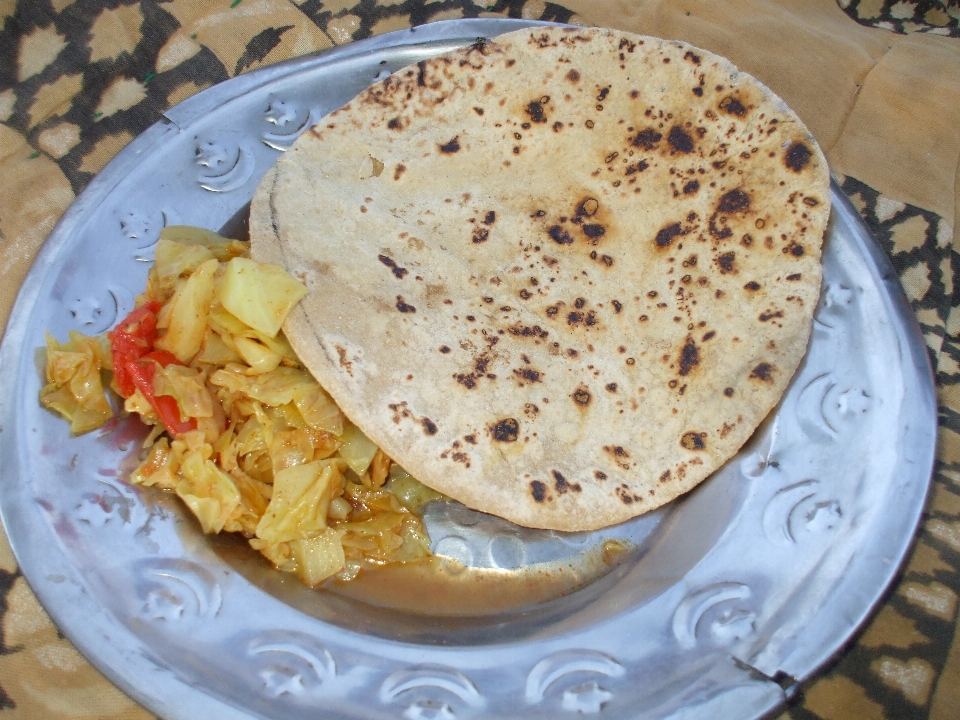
[814, 282, 856, 331]
[672, 582, 753, 650]
[525, 649, 625, 703]
[117, 207, 173, 250]
[796, 373, 839, 441]
[134, 558, 222, 622]
[248, 631, 336, 698]
[262, 104, 322, 151]
[195, 139, 256, 192]
[762, 479, 820, 545]
[380, 665, 483, 708]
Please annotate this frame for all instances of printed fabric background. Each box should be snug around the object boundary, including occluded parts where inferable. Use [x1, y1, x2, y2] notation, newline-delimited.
[840, 0, 960, 37]
[0, 0, 958, 718]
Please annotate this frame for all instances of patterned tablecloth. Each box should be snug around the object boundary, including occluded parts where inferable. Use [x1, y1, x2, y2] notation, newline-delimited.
[1, 1, 958, 718]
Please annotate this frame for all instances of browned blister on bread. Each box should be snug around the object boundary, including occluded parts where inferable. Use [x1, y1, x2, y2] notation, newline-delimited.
[251, 26, 829, 531]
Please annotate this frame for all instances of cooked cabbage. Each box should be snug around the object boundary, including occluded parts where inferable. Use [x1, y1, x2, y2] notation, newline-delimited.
[339, 422, 379, 477]
[39, 332, 114, 434]
[154, 257, 217, 363]
[41, 230, 439, 587]
[217, 256, 307, 338]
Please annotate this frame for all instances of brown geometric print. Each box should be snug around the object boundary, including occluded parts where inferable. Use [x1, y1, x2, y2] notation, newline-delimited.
[839, 175, 957, 381]
[0, 566, 21, 710]
[838, 0, 960, 37]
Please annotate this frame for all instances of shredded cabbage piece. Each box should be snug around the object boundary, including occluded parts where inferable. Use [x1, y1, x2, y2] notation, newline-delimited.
[39, 230, 444, 587]
[39, 332, 114, 434]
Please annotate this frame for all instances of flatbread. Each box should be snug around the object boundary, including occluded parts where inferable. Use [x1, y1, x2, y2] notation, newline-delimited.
[250, 26, 830, 531]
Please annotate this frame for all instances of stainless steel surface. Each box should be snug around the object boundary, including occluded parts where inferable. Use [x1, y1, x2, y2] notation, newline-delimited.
[0, 19, 937, 720]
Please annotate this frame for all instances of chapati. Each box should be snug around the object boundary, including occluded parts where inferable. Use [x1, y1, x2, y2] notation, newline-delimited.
[250, 26, 830, 531]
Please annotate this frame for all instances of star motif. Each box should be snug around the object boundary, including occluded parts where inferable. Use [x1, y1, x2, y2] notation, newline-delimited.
[259, 668, 306, 697]
[75, 498, 114, 527]
[142, 590, 184, 621]
[710, 608, 756, 645]
[804, 500, 842, 534]
[194, 140, 230, 170]
[265, 100, 296, 127]
[68, 296, 104, 327]
[823, 283, 854, 309]
[403, 700, 457, 720]
[119, 210, 154, 239]
[836, 388, 871, 415]
[562, 682, 613, 714]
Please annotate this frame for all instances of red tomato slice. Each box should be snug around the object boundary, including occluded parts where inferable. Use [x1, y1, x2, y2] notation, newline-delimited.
[109, 302, 162, 397]
[110, 302, 196, 436]
[142, 349, 180, 368]
[126, 359, 197, 436]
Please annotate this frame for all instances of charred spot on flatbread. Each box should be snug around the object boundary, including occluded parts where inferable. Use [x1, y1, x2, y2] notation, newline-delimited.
[490, 417, 519, 442]
[785, 141, 811, 172]
[678, 336, 700, 376]
[716, 251, 737, 274]
[655, 222, 685, 248]
[530, 480, 548, 503]
[525, 98, 549, 123]
[513, 367, 543, 385]
[616, 484, 642, 504]
[709, 189, 751, 240]
[717, 189, 750, 214]
[750, 362, 776, 382]
[719, 95, 747, 117]
[632, 127, 662, 150]
[667, 125, 695, 153]
[680, 431, 706, 450]
[439, 136, 461, 154]
[785, 240, 805, 256]
[572, 385, 592, 407]
[548, 225, 574, 245]
[378, 254, 408, 279]
[553, 469, 581, 494]
[395, 296, 416, 313]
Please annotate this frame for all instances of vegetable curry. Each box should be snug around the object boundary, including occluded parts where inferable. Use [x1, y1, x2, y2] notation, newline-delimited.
[40, 226, 441, 586]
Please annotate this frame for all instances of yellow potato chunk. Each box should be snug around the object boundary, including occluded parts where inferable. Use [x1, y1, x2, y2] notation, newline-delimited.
[289, 529, 345, 586]
[217, 257, 307, 338]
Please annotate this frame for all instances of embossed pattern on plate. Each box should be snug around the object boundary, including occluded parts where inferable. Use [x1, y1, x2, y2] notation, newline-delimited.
[0, 19, 936, 720]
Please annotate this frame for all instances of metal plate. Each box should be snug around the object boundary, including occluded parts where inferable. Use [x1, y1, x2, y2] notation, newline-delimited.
[0, 19, 937, 720]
